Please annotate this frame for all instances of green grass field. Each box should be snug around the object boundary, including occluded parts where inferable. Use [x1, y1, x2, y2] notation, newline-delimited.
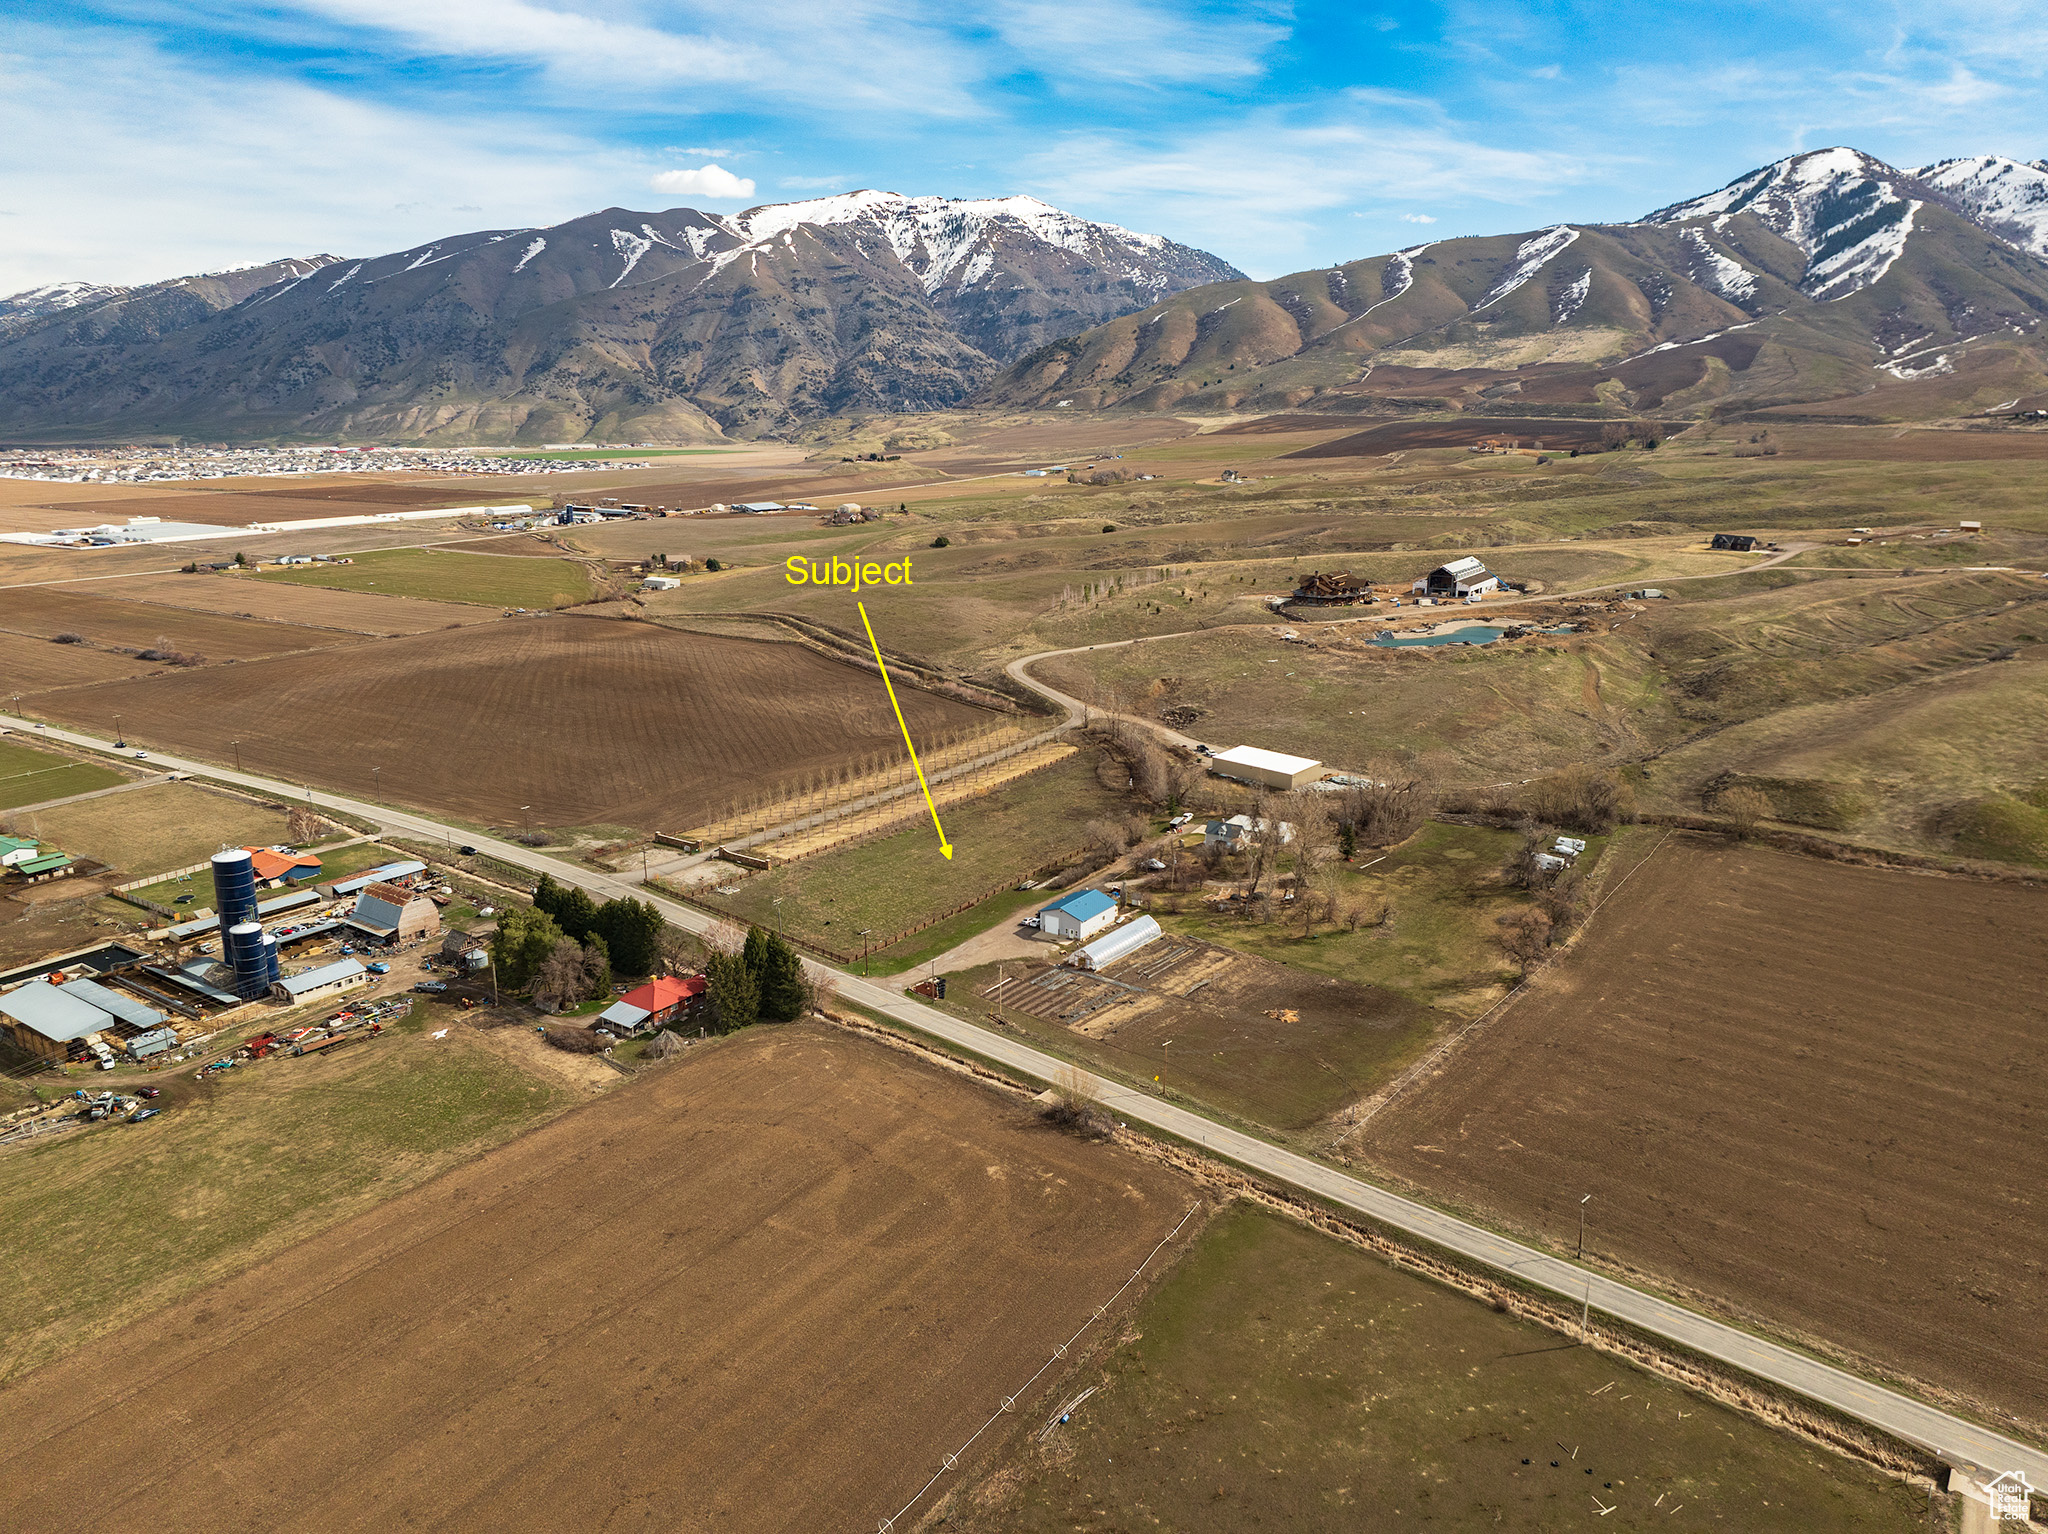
[1156, 821, 1596, 1016]
[0, 740, 128, 811]
[498, 448, 739, 460]
[692, 751, 1127, 954]
[119, 837, 399, 908]
[256, 547, 596, 608]
[0, 1029, 565, 1384]
[950, 1204, 1930, 1532]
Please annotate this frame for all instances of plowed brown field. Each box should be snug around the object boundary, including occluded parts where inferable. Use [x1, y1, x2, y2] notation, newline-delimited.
[0, 630, 162, 692]
[0, 1025, 1191, 1534]
[1358, 834, 2048, 1432]
[37, 616, 1000, 830]
[107, 574, 497, 633]
[0, 585, 342, 660]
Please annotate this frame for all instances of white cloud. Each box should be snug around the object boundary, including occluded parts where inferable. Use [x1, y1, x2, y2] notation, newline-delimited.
[991, 0, 1287, 85]
[650, 164, 757, 200]
[0, 22, 653, 290]
[1401, 213, 1438, 223]
[680, 146, 733, 157]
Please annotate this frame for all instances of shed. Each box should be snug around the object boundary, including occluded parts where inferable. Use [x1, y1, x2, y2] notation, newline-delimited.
[641, 575, 682, 591]
[1072, 916, 1163, 971]
[58, 977, 163, 1033]
[1710, 533, 1759, 552]
[272, 958, 367, 1005]
[323, 861, 427, 899]
[0, 980, 112, 1060]
[0, 835, 40, 868]
[1038, 888, 1118, 942]
[1209, 745, 1323, 791]
[345, 882, 442, 943]
[15, 852, 74, 881]
[1411, 556, 1501, 598]
[732, 502, 784, 513]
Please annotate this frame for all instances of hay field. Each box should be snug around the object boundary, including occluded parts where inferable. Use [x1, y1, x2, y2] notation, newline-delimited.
[0, 739, 130, 812]
[36, 618, 999, 833]
[28, 782, 293, 876]
[255, 546, 596, 608]
[0, 1024, 1190, 1534]
[950, 1205, 1929, 1533]
[1356, 835, 2048, 1435]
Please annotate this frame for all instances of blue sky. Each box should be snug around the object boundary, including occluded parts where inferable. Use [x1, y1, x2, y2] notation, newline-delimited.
[4, 0, 2046, 291]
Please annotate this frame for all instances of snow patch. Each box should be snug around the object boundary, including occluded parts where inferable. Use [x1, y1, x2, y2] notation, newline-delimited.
[609, 228, 653, 287]
[1680, 228, 1757, 301]
[1552, 268, 1591, 325]
[1322, 243, 1432, 334]
[1913, 154, 2048, 259]
[1473, 227, 1579, 311]
[325, 262, 364, 292]
[513, 237, 546, 273]
[400, 246, 441, 272]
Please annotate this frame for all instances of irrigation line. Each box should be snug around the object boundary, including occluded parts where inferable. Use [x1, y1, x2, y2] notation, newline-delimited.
[871, 1200, 1202, 1533]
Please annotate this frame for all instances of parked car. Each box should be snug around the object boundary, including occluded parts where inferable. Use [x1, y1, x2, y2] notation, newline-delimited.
[457, 845, 477, 855]
[414, 981, 448, 994]
[1194, 744, 1213, 755]
[1021, 916, 1040, 930]
[129, 1108, 160, 1122]
[138, 1087, 161, 1099]
[367, 962, 390, 975]
[1141, 858, 1167, 871]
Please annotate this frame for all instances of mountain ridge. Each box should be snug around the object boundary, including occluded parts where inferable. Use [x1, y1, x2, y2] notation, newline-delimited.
[0, 194, 1239, 444]
[983, 149, 2048, 423]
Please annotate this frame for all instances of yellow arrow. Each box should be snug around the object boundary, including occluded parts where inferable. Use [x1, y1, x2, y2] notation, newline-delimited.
[856, 600, 953, 859]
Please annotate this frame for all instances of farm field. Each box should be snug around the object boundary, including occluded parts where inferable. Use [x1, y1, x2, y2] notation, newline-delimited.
[27, 782, 293, 878]
[0, 584, 340, 660]
[957, 936, 1441, 1132]
[948, 1205, 1930, 1532]
[693, 748, 1127, 955]
[1356, 835, 2048, 1437]
[117, 834, 389, 909]
[109, 572, 500, 633]
[0, 1020, 566, 1384]
[0, 738, 129, 811]
[255, 545, 597, 607]
[0, 629, 166, 692]
[33, 619, 1002, 834]
[0, 1023, 1192, 1533]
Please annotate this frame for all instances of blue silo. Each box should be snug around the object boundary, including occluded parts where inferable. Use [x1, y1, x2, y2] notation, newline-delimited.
[260, 931, 282, 986]
[211, 849, 258, 932]
[225, 921, 269, 1001]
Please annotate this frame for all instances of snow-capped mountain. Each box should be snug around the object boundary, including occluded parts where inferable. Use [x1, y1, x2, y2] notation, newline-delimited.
[0, 196, 1237, 442]
[986, 147, 2048, 420]
[0, 281, 129, 335]
[1912, 154, 2048, 260]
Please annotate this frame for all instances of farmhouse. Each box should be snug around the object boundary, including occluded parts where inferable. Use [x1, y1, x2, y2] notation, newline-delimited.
[1072, 915, 1162, 971]
[344, 882, 442, 945]
[272, 958, 367, 1005]
[1411, 556, 1502, 599]
[1204, 815, 1295, 849]
[1037, 888, 1118, 942]
[243, 845, 322, 885]
[597, 974, 707, 1035]
[1292, 570, 1374, 605]
[1208, 745, 1324, 791]
[1711, 533, 1759, 551]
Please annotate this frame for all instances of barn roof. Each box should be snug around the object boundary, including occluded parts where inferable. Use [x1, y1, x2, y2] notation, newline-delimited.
[1041, 888, 1116, 921]
[0, 980, 111, 1042]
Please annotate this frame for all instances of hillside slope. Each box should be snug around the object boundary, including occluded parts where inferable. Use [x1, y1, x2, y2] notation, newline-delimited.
[0, 195, 1239, 444]
[984, 149, 2048, 423]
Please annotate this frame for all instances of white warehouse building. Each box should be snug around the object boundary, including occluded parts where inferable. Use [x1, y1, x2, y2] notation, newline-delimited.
[1411, 556, 1502, 599]
[1208, 745, 1323, 791]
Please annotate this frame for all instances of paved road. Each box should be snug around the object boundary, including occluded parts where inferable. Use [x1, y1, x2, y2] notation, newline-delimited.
[10, 711, 2043, 1487]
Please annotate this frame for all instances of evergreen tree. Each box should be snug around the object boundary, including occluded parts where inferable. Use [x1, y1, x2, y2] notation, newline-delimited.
[590, 897, 662, 975]
[491, 904, 565, 989]
[743, 925, 771, 983]
[552, 885, 599, 942]
[704, 950, 759, 1033]
[758, 932, 807, 1022]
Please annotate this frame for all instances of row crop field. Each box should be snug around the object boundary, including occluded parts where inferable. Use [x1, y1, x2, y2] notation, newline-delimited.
[0, 739, 129, 812]
[0, 1025, 1190, 1533]
[1357, 834, 2048, 1438]
[33, 619, 1001, 834]
[256, 546, 598, 608]
[691, 747, 1127, 956]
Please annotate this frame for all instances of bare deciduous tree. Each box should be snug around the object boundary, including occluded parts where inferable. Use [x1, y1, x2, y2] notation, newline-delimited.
[1498, 909, 1553, 976]
[1718, 786, 1774, 839]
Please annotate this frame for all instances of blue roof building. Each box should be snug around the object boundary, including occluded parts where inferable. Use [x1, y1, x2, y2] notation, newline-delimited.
[1038, 888, 1118, 941]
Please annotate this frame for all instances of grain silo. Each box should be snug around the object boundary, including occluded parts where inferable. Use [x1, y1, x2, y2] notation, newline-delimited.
[210, 848, 259, 931]
[225, 921, 269, 1001]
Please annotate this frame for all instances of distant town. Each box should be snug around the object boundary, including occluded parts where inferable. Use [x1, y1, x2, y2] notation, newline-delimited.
[0, 444, 653, 483]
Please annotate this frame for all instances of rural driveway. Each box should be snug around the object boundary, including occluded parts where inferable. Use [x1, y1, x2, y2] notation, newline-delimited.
[9, 711, 2045, 1491]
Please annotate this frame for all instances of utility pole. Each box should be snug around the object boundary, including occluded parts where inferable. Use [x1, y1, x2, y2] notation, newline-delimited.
[860, 929, 873, 977]
[1576, 1193, 1592, 1260]
[232, 739, 242, 773]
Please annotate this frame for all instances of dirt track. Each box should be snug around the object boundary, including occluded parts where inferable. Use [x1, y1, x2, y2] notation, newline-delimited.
[1358, 835, 2048, 1433]
[0, 1025, 1190, 1533]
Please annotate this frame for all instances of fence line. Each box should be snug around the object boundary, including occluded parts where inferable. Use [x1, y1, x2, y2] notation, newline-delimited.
[870, 1201, 1203, 1533]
